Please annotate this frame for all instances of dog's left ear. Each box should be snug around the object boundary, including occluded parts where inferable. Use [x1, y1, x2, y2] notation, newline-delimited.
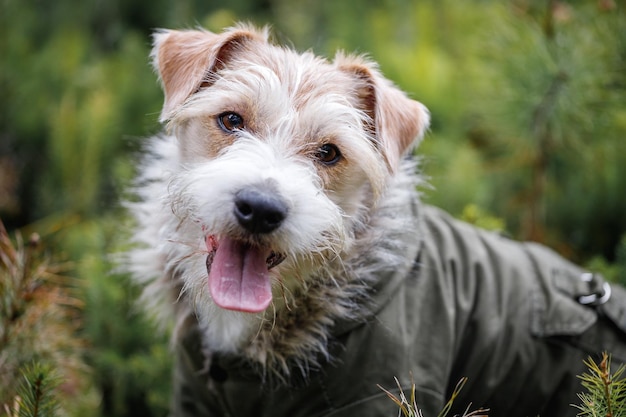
[151, 26, 268, 121]
[336, 56, 430, 172]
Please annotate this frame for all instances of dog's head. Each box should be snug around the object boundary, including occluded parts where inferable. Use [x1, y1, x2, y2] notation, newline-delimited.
[151, 25, 429, 314]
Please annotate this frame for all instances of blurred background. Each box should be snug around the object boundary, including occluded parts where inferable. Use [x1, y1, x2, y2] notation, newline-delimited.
[1, 0, 625, 416]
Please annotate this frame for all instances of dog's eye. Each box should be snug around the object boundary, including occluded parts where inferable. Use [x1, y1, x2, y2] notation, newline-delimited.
[316, 144, 342, 165]
[217, 112, 245, 133]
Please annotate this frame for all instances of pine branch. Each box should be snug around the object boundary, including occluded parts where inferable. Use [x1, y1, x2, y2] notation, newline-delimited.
[379, 376, 489, 417]
[379, 377, 422, 417]
[575, 352, 626, 417]
[12, 362, 61, 417]
[0, 219, 90, 415]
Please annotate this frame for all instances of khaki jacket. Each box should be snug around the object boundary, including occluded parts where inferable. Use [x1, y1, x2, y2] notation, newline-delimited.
[171, 205, 626, 417]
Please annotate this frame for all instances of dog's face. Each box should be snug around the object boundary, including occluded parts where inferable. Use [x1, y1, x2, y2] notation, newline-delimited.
[152, 25, 429, 316]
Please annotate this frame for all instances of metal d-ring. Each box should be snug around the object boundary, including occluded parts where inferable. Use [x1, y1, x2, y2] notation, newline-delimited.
[578, 272, 612, 306]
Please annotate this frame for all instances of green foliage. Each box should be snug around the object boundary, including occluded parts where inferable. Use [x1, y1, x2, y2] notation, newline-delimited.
[456, 2, 626, 257]
[585, 234, 626, 286]
[1, 1, 625, 417]
[0, 221, 96, 416]
[1, 2, 171, 415]
[77, 223, 172, 417]
[12, 363, 61, 417]
[575, 353, 626, 417]
[459, 204, 505, 233]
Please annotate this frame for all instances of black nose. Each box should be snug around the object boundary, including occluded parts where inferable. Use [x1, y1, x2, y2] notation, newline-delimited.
[234, 187, 288, 234]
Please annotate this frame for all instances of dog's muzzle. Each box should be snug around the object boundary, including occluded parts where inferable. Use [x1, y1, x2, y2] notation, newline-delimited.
[202, 184, 288, 313]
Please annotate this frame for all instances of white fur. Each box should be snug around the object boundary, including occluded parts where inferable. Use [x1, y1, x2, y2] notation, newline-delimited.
[128, 130, 423, 360]
[129, 114, 376, 352]
[126, 25, 429, 372]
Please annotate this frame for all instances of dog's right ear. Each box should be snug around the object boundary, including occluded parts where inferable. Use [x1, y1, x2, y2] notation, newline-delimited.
[151, 26, 267, 122]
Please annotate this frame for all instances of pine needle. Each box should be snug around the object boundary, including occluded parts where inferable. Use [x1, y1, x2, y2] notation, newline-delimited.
[378, 377, 422, 417]
[379, 376, 489, 417]
[575, 352, 626, 417]
[14, 362, 61, 417]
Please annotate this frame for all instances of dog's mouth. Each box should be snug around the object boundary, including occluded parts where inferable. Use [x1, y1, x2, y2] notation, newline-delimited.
[205, 234, 285, 313]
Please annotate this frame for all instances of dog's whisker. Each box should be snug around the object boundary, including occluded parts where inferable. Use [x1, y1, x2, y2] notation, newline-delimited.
[276, 276, 293, 313]
[165, 238, 196, 247]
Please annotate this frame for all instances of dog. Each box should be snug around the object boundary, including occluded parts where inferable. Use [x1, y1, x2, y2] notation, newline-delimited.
[127, 24, 626, 417]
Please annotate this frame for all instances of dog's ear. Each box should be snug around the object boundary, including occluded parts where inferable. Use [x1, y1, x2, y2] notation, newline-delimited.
[336, 55, 430, 172]
[151, 26, 267, 121]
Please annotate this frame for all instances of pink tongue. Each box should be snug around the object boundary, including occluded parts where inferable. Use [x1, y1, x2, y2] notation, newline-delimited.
[207, 236, 272, 313]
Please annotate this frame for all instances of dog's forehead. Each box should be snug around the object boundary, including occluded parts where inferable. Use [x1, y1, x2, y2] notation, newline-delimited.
[197, 45, 368, 143]
[228, 45, 359, 108]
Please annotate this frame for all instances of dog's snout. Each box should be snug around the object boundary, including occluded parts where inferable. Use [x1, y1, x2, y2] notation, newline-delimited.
[234, 187, 288, 234]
